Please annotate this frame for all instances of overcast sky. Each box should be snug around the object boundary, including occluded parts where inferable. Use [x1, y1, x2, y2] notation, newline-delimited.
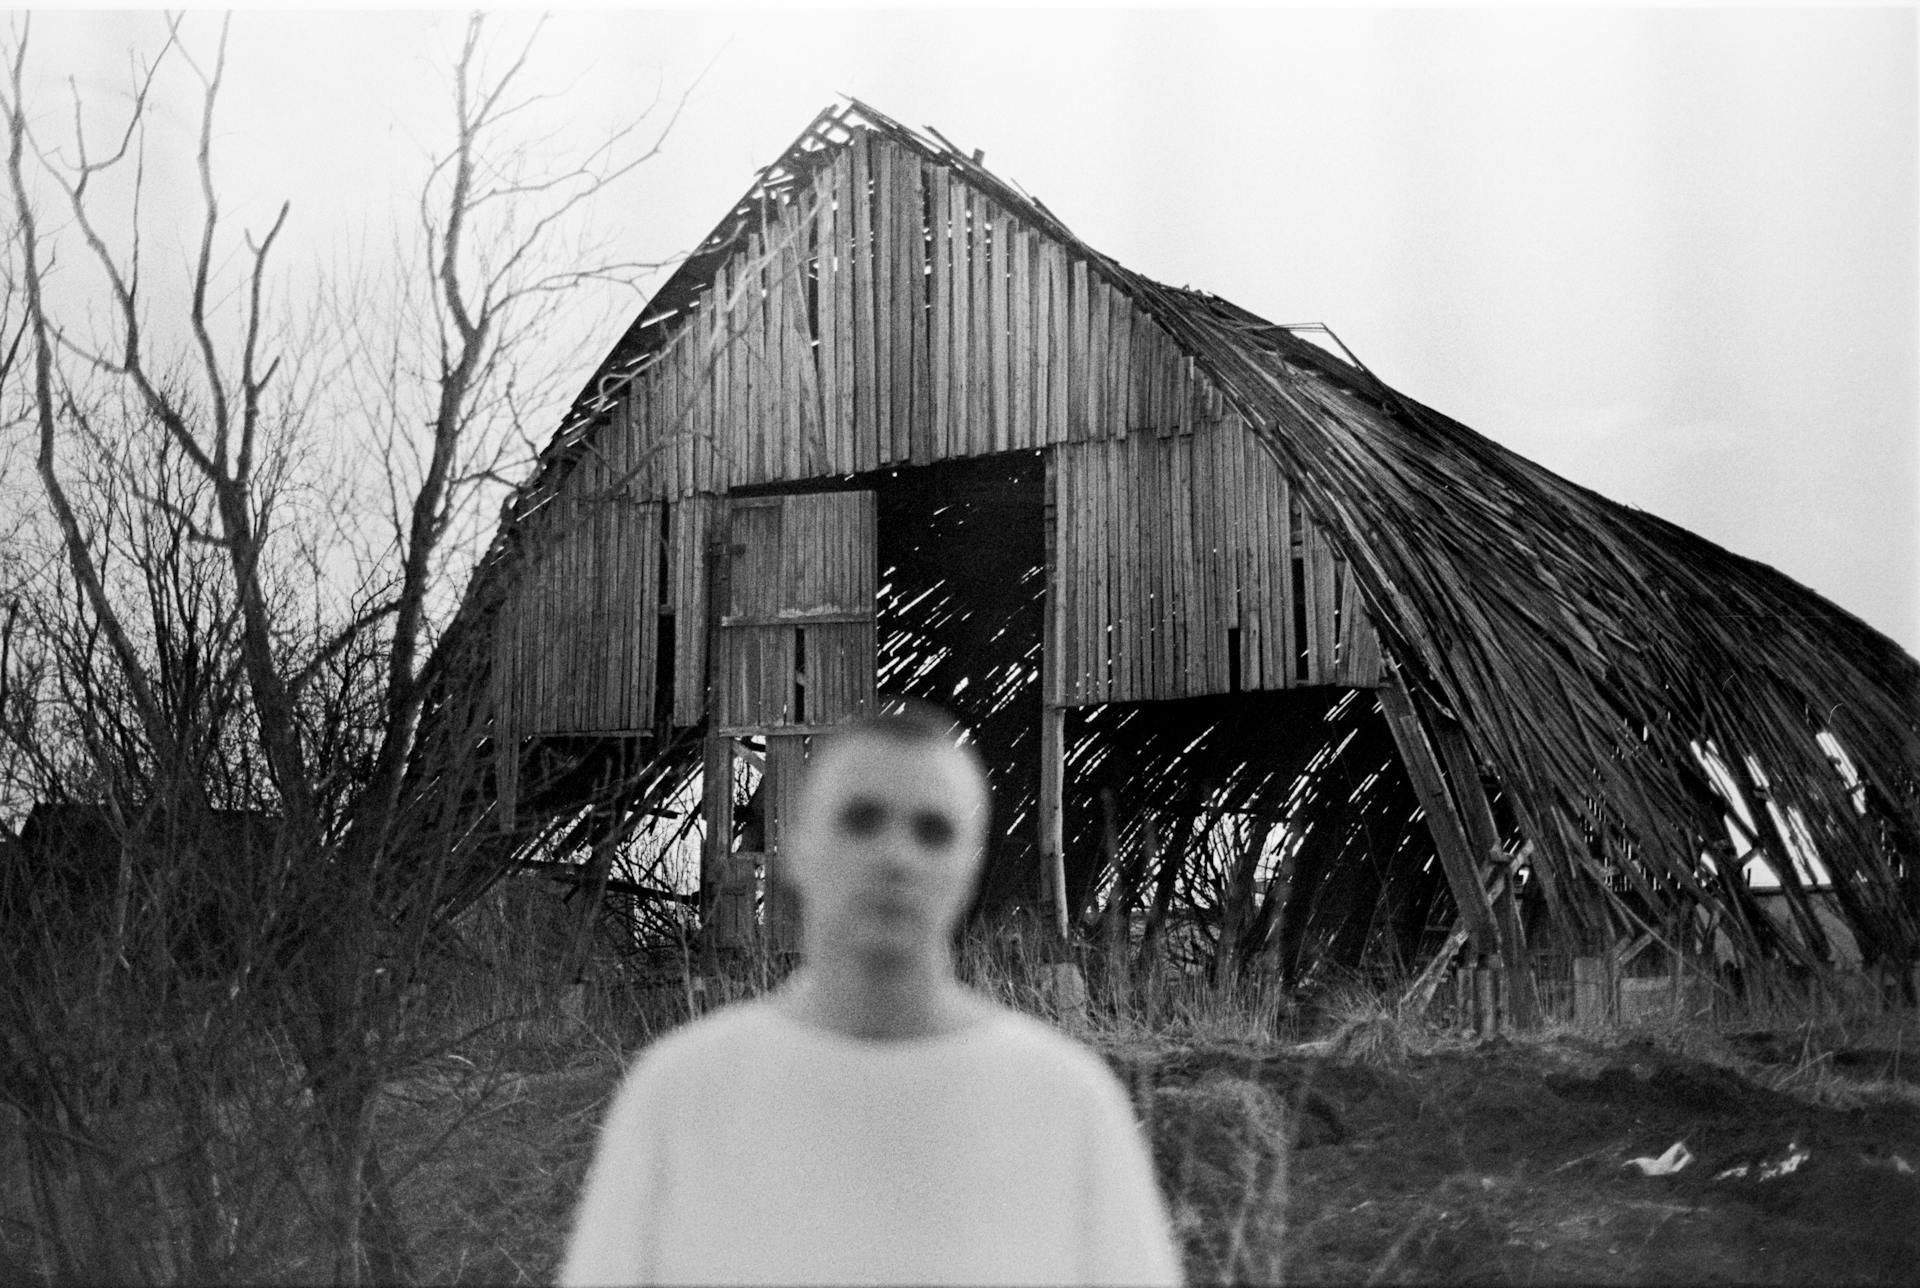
[15, 6, 1919, 657]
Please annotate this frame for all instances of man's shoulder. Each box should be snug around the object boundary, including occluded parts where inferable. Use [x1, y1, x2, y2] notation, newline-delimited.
[971, 1006, 1128, 1093]
[621, 998, 787, 1082]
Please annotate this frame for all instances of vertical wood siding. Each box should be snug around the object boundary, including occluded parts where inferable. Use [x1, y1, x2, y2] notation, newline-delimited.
[494, 494, 663, 734]
[715, 491, 876, 733]
[1052, 415, 1385, 706]
[593, 134, 1209, 504]
[494, 131, 1376, 737]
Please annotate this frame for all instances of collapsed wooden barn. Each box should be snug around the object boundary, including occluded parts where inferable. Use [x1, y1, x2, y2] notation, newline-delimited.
[444, 100, 1920, 1012]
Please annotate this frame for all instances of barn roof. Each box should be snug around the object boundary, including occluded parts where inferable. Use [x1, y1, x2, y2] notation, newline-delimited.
[466, 99, 1920, 975]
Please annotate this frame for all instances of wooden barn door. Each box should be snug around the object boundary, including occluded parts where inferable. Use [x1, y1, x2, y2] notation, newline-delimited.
[714, 491, 877, 732]
[703, 490, 876, 954]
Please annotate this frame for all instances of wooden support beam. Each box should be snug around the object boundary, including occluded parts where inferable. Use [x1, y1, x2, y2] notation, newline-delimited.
[1379, 668, 1501, 954]
[1040, 704, 1067, 941]
[497, 712, 519, 832]
[701, 735, 735, 964]
[765, 732, 807, 955]
[1430, 719, 1542, 1030]
[700, 522, 735, 969]
[1041, 453, 1070, 940]
[562, 801, 622, 986]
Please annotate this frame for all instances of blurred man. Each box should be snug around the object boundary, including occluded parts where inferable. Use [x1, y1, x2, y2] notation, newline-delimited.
[561, 703, 1181, 1286]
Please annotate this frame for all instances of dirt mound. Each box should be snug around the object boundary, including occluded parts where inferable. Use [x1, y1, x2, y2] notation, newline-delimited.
[1107, 1032, 1920, 1285]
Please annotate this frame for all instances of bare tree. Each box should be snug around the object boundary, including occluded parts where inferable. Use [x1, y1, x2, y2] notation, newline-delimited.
[1, 12, 687, 1281]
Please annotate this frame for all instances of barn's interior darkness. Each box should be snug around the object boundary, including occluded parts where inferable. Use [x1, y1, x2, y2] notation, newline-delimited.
[868, 451, 1049, 913]
[1059, 690, 1451, 984]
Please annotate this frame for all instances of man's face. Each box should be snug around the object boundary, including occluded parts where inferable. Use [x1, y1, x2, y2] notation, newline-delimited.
[785, 735, 989, 965]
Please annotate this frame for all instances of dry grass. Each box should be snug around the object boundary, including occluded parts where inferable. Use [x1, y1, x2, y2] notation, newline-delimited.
[8, 927, 1916, 1286]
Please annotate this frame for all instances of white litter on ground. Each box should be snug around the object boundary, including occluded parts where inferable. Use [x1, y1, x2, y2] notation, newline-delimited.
[1624, 1142, 1693, 1176]
[1714, 1142, 1809, 1182]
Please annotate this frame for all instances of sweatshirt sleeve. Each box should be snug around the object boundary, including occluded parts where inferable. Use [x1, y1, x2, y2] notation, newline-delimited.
[558, 1058, 667, 1287]
[1082, 1070, 1185, 1287]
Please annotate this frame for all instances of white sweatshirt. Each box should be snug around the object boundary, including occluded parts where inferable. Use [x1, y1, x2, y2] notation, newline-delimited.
[560, 1000, 1183, 1287]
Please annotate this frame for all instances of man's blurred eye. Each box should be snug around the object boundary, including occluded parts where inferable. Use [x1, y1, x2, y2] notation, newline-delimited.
[911, 811, 956, 849]
[837, 800, 886, 837]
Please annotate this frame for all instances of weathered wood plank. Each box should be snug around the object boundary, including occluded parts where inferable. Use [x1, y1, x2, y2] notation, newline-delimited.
[750, 230, 772, 486]
[989, 210, 1011, 454]
[1189, 422, 1217, 693]
[906, 160, 931, 465]
[1175, 354, 1190, 439]
[796, 211, 828, 480]
[1242, 423, 1268, 689]
[685, 325, 705, 498]
[1120, 438, 1140, 702]
[1065, 258, 1086, 440]
[652, 331, 672, 500]
[872, 140, 896, 466]
[1144, 434, 1165, 699]
[1059, 447, 1080, 704]
[949, 178, 971, 458]
[1315, 533, 1341, 686]
[1138, 435, 1157, 700]
[1274, 467, 1296, 690]
[807, 178, 833, 479]
[735, 252, 755, 490]
[764, 225, 787, 485]
[1271, 442, 1297, 687]
[1204, 426, 1229, 693]
[892, 150, 916, 466]
[1046, 244, 1069, 445]
[832, 159, 856, 475]
[851, 136, 878, 474]
[1159, 436, 1179, 698]
[1095, 441, 1115, 702]
[1039, 701, 1067, 936]
[564, 500, 583, 729]
[1159, 433, 1190, 694]
[1132, 312, 1151, 436]
[1010, 224, 1031, 450]
[1095, 266, 1116, 442]
[608, 501, 625, 725]
[1303, 503, 1328, 685]
[929, 165, 951, 461]
[713, 272, 734, 493]
[779, 212, 804, 484]
[968, 193, 992, 459]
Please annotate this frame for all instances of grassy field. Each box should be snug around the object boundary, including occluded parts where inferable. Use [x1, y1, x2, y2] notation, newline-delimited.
[373, 957, 1920, 1287]
[7, 948, 1918, 1285]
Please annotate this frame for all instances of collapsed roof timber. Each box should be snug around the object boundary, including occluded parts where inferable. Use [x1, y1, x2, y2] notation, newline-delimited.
[428, 99, 1920, 998]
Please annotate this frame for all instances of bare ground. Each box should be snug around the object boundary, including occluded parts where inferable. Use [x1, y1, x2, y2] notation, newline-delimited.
[1113, 1025, 1920, 1285]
